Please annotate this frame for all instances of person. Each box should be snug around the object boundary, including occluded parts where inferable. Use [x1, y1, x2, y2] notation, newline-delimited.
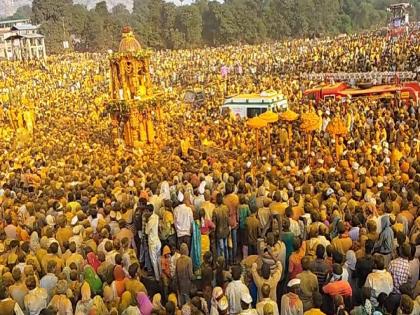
[251, 261, 282, 302]
[210, 286, 228, 315]
[334, 295, 349, 315]
[350, 287, 373, 315]
[8, 267, 28, 311]
[191, 210, 202, 270]
[226, 265, 251, 315]
[160, 245, 172, 299]
[374, 215, 394, 267]
[240, 292, 258, 315]
[152, 293, 165, 313]
[199, 207, 215, 260]
[246, 209, 262, 255]
[322, 264, 353, 298]
[388, 243, 411, 295]
[111, 265, 127, 298]
[213, 193, 230, 261]
[83, 265, 103, 295]
[125, 263, 148, 299]
[174, 192, 194, 249]
[256, 284, 280, 315]
[40, 260, 58, 303]
[0, 284, 24, 315]
[224, 183, 239, 264]
[238, 194, 251, 258]
[331, 222, 353, 256]
[75, 282, 93, 315]
[289, 238, 305, 280]
[364, 255, 393, 307]
[303, 292, 325, 315]
[355, 240, 375, 289]
[137, 292, 153, 315]
[176, 243, 193, 305]
[24, 276, 48, 315]
[145, 208, 162, 281]
[309, 245, 329, 288]
[397, 294, 414, 315]
[48, 279, 73, 315]
[280, 279, 303, 315]
[297, 257, 319, 311]
[119, 292, 138, 315]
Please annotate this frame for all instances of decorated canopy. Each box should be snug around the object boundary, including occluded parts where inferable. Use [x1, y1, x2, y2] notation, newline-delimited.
[119, 26, 142, 52]
[300, 112, 321, 132]
[326, 117, 348, 136]
[279, 109, 299, 122]
[247, 116, 268, 129]
[259, 110, 278, 123]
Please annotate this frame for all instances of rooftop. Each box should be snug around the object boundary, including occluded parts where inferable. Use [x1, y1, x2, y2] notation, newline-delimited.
[0, 18, 30, 25]
[11, 23, 39, 31]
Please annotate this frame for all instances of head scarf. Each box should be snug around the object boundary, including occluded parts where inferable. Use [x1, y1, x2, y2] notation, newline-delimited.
[159, 181, 170, 201]
[87, 252, 101, 272]
[211, 286, 224, 308]
[103, 285, 115, 303]
[81, 281, 91, 301]
[84, 265, 102, 295]
[152, 293, 165, 311]
[118, 291, 133, 314]
[112, 265, 126, 297]
[113, 265, 125, 281]
[168, 293, 178, 308]
[30, 231, 40, 252]
[136, 292, 153, 315]
[92, 296, 108, 315]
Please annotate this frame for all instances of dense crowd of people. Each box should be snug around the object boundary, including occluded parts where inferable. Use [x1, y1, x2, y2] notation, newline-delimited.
[0, 30, 419, 315]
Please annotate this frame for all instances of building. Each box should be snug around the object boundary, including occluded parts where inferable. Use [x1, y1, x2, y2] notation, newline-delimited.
[0, 19, 46, 60]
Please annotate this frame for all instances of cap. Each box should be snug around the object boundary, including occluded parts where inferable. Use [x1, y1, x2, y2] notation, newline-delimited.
[287, 278, 301, 287]
[326, 188, 334, 197]
[241, 292, 252, 304]
[178, 191, 184, 202]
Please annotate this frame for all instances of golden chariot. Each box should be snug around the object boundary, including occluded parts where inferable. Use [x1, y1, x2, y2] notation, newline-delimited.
[106, 26, 162, 147]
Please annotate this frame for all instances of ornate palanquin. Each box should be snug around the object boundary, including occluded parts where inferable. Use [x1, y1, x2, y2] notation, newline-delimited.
[106, 26, 160, 147]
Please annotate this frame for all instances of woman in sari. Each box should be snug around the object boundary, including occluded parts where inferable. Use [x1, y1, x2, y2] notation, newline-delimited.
[103, 285, 118, 312]
[91, 295, 109, 315]
[75, 281, 93, 315]
[87, 252, 101, 272]
[111, 264, 127, 298]
[84, 265, 103, 295]
[168, 293, 181, 315]
[118, 291, 133, 314]
[191, 211, 202, 270]
[199, 209, 215, 262]
[152, 293, 165, 313]
[136, 292, 153, 315]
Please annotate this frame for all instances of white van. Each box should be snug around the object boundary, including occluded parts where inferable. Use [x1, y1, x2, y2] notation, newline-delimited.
[221, 90, 288, 118]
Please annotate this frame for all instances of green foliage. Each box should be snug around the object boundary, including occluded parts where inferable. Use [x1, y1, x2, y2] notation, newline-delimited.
[29, 0, 420, 53]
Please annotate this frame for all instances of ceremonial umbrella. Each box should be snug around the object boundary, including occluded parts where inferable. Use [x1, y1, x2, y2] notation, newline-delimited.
[259, 111, 278, 156]
[279, 109, 299, 141]
[247, 116, 268, 161]
[326, 117, 348, 161]
[279, 109, 299, 161]
[300, 112, 322, 160]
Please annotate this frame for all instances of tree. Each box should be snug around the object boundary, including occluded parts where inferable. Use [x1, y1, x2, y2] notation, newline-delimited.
[32, 0, 73, 24]
[176, 4, 203, 47]
[11, 5, 32, 19]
